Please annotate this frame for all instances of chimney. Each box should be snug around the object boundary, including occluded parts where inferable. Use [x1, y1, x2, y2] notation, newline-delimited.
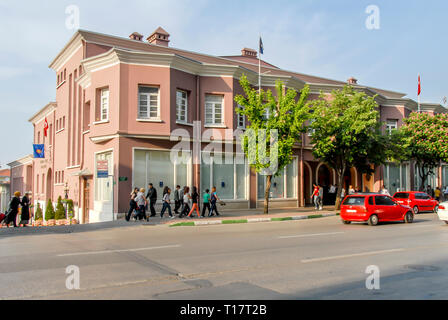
[147, 27, 170, 46]
[129, 32, 143, 41]
[347, 77, 358, 85]
[241, 48, 257, 58]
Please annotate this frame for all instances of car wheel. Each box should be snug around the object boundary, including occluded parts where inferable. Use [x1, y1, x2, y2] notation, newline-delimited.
[342, 220, 351, 225]
[368, 214, 379, 226]
[413, 206, 419, 215]
[434, 205, 439, 214]
[405, 212, 414, 224]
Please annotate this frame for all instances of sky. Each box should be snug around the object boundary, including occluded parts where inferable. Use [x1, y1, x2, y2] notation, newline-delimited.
[1, 0, 447, 168]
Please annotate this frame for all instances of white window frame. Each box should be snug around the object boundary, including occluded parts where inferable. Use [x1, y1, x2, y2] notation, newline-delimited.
[176, 90, 188, 123]
[205, 94, 224, 125]
[138, 86, 160, 120]
[386, 119, 398, 135]
[100, 88, 109, 121]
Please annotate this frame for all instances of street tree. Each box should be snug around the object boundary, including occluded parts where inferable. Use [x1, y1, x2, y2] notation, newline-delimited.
[309, 85, 388, 209]
[235, 75, 310, 214]
[400, 112, 448, 190]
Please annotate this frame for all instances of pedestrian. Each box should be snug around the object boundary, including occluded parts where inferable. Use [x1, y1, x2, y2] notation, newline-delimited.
[318, 185, 324, 211]
[146, 183, 157, 217]
[427, 185, 434, 198]
[19, 192, 31, 227]
[380, 185, 390, 196]
[311, 184, 320, 210]
[435, 187, 441, 201]
[180, 186, 191, 218]
[209, 186, 221, 217]
[201, 189, 211, 217]
[348, 185, 355, 195]
[126, 187, 139, 221]
[444, 186, 448, 201]
[135, 188, 147, 221]
[4, 191, 21, 228]
[160, 187, 174, 219]
[174, 185, 181, 214]
[188, 186, 201, 218]
[341, 188, 346, 199]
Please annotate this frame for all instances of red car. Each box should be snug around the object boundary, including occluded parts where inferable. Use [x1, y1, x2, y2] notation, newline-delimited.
[392, 191, 439, 214]
[340, 193, 414, 226]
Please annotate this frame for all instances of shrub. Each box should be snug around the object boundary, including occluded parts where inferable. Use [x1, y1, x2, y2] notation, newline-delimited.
[34, 203, 43, 221]
[45, 199, 55, 221]
[55, 196, 66, 220]
[66, 199, 74, 219]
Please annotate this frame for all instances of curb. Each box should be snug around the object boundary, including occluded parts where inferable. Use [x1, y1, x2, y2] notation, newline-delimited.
[169, 212, 339, 227]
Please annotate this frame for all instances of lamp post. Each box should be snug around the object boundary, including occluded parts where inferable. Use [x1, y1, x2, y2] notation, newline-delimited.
[64, 182, 69, 219]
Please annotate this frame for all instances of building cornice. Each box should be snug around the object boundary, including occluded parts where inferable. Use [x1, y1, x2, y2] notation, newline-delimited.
[28, 102, 57, 124]
[7, 155, 33, 168]
[49, 32, 84, 71]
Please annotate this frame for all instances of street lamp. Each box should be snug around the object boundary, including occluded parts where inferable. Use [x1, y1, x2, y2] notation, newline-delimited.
[64, 182, 69, 219]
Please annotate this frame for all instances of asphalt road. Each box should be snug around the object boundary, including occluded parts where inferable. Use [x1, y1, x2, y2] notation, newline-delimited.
[1, 212, 448, 300]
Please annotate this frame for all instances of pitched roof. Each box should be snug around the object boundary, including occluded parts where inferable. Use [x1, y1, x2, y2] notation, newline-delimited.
[64, 29, 407, 98]
[0, 169, 10, 177]
[152, 27, 170, 36]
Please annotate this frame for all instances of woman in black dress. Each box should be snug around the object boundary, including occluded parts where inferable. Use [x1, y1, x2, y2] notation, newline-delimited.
[5, 191, 21, 228]
[19, 192, 31, 227]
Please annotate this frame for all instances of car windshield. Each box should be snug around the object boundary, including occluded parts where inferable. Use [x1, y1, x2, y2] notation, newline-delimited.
[394, 193, 409, 199]
[342, 197, 365, 206]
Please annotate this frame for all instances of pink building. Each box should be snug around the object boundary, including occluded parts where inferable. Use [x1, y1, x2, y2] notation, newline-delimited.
[16, 27, 448, 223]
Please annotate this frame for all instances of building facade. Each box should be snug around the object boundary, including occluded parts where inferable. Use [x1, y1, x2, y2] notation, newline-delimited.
[0, 169, 11, 213]
[14, 27, 448, 223]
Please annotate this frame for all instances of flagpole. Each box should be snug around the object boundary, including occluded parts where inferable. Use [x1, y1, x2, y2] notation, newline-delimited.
[418, 74, 421, 113]
[258, 38, 261, 93]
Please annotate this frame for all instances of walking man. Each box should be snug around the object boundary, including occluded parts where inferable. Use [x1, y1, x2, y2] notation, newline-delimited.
[174, 185, 181, 214]
[146, 183, 157, 217]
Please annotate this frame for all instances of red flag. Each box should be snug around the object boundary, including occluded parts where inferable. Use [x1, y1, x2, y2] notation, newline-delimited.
[418, 75, 421, 96]
[44, 117, 49, 137]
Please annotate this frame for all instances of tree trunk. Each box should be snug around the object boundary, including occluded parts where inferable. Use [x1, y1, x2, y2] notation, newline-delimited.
[264, 175, 272, 215]
[335, 172, 344, 210]
[418, 165, 428, 191]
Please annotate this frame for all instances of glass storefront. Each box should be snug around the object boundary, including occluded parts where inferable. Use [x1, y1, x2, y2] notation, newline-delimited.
[258, 158, 297, 199]
[134, 149, 190, 197]
[95, 152, 113, 201]
[200, 153, 247, 200]
[414, 165, 437, 191]
[384, 163, 409, 194]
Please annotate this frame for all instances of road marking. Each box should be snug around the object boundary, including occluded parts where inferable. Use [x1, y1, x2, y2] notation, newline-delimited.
[57, 244, 181, 257]
[278, 232, 345, 239]
[301, 248, 405, 264]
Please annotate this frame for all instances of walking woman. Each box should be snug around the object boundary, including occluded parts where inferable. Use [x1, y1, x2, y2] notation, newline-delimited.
[135, 188, 147, 221]
[126, 188, 139, 221]
[179, 186, 191, 218]
[209, 187, 221, 217]
[160, 187, 174, 219]
[201, 189, 211, 217]
[4, 191, 21, 228]
[188, 186, 200, 218]
[19, 192, 31, 227]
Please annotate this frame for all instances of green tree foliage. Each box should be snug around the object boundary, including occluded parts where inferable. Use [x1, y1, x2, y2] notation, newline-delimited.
[309, 85, 388, 209]
[235, 75, 310, 214]
[34, 202, 43, 221]
[66, 199, 74, 219]
[55, 196, 66, 220]
[400, 112, 448, 190]
[45, 199, 55, 221]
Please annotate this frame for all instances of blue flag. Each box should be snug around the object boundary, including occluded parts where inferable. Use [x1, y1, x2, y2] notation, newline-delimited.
[33, 144, 45, 158]
[259, 37, 264, 55]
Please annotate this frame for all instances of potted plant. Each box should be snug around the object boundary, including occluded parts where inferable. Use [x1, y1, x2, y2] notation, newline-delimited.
[55, 196, 66, 226]
[33, 203, 43, 227]
[44, 199, 55, 226]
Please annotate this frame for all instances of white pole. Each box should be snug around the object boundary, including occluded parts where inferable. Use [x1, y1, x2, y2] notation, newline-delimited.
[258, 46, 261, 93]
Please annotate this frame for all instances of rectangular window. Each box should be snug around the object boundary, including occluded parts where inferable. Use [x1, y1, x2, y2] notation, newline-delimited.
[95, 152, 113, 201]
[205, 94, 223, 125]
[100, 88, 109, 121]
[138, 86, 159, 120]
[258, 158, 298, 199]
[237, 105, 245, 128]
[176, 90, 188, 123]
[200, 153, 247, 200]
[134, 150, 191, 198]
[386, 119, 398, 134]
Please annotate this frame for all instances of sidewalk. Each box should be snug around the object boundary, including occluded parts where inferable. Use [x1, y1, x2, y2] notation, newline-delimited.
[161, 205, 339, 227]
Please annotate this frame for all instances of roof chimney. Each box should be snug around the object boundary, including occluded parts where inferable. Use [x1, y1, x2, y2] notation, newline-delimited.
[147, 27, 170, 46]
[241, 48, 258, 58]
[129, 32, 143, 41]
[347, 77, 358, 85]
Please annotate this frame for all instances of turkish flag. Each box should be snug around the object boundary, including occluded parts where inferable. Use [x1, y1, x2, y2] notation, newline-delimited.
[418, 75, 421, 96]
[44, 117, 49, 137]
